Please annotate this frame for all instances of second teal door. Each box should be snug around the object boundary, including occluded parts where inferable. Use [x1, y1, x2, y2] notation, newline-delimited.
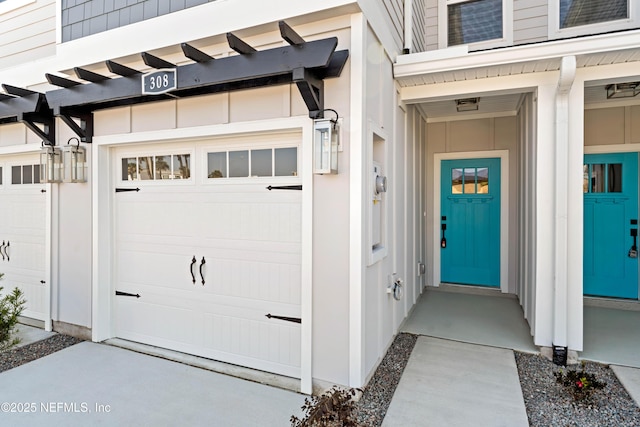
[441, 158, 501, 287]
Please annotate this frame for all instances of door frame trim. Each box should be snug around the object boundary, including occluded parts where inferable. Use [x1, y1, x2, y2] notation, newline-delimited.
[433, 150, 509, 292]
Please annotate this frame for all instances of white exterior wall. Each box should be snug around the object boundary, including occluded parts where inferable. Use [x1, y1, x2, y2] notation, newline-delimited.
[0, 0, 56, 70]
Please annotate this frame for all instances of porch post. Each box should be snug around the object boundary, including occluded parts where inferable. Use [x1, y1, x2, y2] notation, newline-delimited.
[553, 56, 576, 349]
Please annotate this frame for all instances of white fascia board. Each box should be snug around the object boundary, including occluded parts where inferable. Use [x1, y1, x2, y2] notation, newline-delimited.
[56, 0, 358, 69]
[400, 71, 557, 104]
[395, 29, 640, 79]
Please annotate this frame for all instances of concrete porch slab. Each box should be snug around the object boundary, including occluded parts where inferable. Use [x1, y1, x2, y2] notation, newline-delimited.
[0, 341, 305, 426]
[402, 288, 537, 353]
[382, 336, 528, 427]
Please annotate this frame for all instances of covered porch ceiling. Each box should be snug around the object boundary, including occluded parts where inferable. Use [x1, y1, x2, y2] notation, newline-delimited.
[395, 30, 640, 121]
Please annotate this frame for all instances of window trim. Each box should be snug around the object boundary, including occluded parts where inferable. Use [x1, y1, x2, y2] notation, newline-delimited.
[438, 0, 513, 50]
[548, 0, 638, 40]
[0, 0, 36, 15]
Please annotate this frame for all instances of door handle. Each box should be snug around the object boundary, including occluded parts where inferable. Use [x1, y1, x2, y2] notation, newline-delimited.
[199, 257, 206, 285]
[440, 223, 447, 249]
[0, 241, 4, 261]
[190, 256, 197, 284]
[5, 241, 9, 261]
[630, 228, 638, 258]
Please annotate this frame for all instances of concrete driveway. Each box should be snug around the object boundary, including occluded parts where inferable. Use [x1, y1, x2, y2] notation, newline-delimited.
[0, 341, 305, 427]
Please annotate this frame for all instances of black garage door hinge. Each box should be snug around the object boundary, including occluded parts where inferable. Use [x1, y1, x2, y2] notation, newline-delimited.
[265, 313, 301, 323]
[115, 188, 140, 193]
[116, 290, 141, 298]
[266, 185, 302, 191]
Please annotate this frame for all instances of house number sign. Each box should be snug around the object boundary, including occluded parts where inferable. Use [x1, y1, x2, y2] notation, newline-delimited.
[142, 69, 177, 95]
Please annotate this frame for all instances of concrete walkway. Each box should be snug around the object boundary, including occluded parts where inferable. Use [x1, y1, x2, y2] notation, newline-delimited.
[0, 341, 305, 427]
[382, 337, 529, 427]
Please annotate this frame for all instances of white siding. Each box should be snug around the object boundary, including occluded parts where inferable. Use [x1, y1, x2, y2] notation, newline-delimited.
[412, 0, 427, 52]
[0, 0, 56, 70]
[425, 0, 438, 51]
[383, 0, 404, 49]
[514, 0, 548, 45]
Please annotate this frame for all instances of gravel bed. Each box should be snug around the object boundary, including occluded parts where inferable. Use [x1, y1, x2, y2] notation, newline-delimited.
[0, 334, 83, 374]
[516, 352, 640, 427]
[354, 333, 418, 426]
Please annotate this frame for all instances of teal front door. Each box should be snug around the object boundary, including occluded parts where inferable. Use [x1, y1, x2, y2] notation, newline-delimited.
[441, 158, 501, 287]
[584, 153, 638, 299]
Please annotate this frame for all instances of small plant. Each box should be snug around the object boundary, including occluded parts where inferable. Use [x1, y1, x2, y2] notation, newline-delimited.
[290, 386, 360, 427]
[0, 275, 27, 352]
[554, 362, 606, 401]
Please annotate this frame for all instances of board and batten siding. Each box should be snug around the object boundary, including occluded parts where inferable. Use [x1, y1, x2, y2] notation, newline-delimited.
[0, 0, 56, 70]
[513, 0, 547, 45]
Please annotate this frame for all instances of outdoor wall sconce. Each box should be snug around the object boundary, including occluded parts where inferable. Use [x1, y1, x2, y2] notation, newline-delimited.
[455, 97, 480, 112]
[40, 143, 62, 183]
[61, 137, 87, 183]
[606, 82, 639, 99]
[313, 113, 340, 175]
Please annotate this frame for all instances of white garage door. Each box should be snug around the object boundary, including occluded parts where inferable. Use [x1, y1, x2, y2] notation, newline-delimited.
[113, 135, 302, 378]
[0, 154, 47, 322]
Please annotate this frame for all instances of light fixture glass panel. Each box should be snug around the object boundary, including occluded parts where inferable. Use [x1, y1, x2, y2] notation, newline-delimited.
[122, 158, 137, 181]
[583, 164, 589, 193]
[0, 167, 3, 185]
[207, 152, 226, 178]
[138, 157, 154, 180]
[229, 150, 249, 177]
[251, 149, 272, 177]
[172, 154, 190, 179]
[154, 155, 171, 180]
[275, 147, 298, 176]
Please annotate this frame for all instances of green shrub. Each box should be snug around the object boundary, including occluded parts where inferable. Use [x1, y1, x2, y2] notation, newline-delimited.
[0, 275, 27, 351]
[554, 362, 606, 401]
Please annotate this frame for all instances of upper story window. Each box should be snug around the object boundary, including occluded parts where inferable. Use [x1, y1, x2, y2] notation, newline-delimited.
[560, 0, 627, 28]
[550, 0, 637, 39]
[438, 0, 513, 49]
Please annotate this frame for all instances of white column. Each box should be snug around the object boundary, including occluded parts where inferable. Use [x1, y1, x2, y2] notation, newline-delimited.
[553, 56, 576, 348]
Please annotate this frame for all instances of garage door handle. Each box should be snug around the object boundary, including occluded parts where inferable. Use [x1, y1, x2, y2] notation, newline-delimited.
[190, 256, 197, 284]
[0, 241, 4, 261]
[5, 241, 9, 262]
[199, 257, 206, 285]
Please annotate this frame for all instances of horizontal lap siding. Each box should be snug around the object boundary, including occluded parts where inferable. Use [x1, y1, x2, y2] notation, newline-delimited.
[383, 0, 404, 49]
[514, 0, 548, 45]
[0, 0, 56, 70]
[425, 0, 437, 51]
[412, 0, 426, 52]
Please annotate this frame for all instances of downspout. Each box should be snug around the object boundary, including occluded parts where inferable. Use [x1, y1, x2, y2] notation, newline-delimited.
[553, 55, 576, 351]
[404, 0, 414, 53]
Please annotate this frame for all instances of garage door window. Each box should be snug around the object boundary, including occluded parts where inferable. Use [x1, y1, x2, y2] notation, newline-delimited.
[207, 147, 297, 179]
[122, 154, 191, 181]
[11, 164, 40, 184]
